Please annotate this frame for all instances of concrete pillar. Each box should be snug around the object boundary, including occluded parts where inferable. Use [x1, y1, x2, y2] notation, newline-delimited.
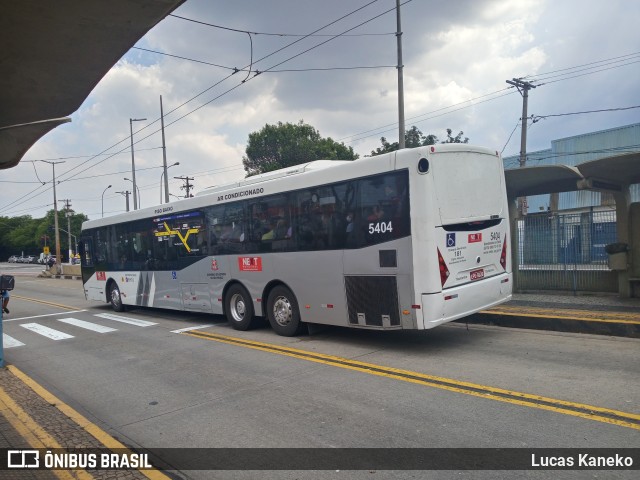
[508, 196, 520, 291]
[613, 188, 631, 297]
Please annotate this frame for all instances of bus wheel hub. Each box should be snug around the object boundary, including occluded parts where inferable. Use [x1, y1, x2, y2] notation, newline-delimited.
[273, 297, 292, 326]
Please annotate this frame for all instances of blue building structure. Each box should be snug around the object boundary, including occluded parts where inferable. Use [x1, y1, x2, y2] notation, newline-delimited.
[503, 123, 640, 212]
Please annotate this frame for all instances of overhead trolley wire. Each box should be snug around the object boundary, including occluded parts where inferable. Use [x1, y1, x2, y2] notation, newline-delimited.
[133, 46, 395, 73]
[168, 13, 396, 37]
[0, 0, 396, 215]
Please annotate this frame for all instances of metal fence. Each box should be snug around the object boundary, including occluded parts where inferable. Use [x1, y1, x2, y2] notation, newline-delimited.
[515, 209, 618, 293]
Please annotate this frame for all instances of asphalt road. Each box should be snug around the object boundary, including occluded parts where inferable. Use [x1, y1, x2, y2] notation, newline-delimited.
[1, 262, 639, 479]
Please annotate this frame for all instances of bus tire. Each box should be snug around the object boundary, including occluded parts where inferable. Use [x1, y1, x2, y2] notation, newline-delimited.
[225, 284, 256, 331]
[109, 282, 125, 312]
[266, 285, 303, 337]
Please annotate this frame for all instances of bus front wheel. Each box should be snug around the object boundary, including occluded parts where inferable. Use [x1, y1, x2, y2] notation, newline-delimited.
[225, 284, 256, 331]
[266, 286, 303, 337]
[109, 282, 125, 312]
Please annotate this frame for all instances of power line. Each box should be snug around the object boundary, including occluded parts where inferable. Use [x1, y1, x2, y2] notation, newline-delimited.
[524, 51, 640, 81]
[22, 147, 162, 163]
[123, 0, 414, 158]
[340, 87, 513, 143]
[501, 120, 521, 154]
[168, 13, 395, 37]
[345, 90, 516, 145]
[342, 51, 640, 148]
[133, 46, 395, 72]
[533, 59, 640, 86]
[35, 0, 389, 190]
[532, 105, 640, 122]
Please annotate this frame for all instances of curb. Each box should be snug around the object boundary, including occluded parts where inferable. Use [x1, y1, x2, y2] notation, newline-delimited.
[459, 312, 640, 338]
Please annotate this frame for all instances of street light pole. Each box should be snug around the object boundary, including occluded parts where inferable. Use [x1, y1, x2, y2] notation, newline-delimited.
[124, 178, 141, 209]
[101, 185, 112, 217]
[41, 160, 65, 272]
[160, 96, 171, 203]
[129, 117, 147, 210]
[160, 162, 180, 203]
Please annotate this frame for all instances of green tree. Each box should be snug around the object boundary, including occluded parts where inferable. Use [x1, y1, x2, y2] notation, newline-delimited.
[442, 128, 469, 144]
[0, 210, 88, 260]
[0, 215, 36, 258]
[243, 120, 358, 176]
[39, 209, 88, 257]
[370, 126, 468, 156]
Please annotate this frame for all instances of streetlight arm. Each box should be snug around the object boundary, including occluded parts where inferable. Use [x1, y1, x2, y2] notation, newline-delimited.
[101, 185, 112, 218]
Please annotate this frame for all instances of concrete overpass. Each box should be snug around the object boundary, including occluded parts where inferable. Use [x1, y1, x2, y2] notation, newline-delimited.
[0, 0, 184, 170]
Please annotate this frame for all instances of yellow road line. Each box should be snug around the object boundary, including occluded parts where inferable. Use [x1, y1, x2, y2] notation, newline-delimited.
[12, 294, 82, 311]
[7, 365, 171, 480]
[481, 307, 640, 325]
[185, 330, 640, 431]
[0, 384, 92, 480]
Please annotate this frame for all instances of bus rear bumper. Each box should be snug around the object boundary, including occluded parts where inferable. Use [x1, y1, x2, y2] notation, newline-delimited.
[420, 273, 512, 329]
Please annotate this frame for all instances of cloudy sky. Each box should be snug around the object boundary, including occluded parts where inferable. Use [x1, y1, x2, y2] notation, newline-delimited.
[2, 0, 639, 220]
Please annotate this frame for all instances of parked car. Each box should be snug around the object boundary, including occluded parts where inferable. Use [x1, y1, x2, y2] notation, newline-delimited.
[7, 255, 18, 263]
[25, 255, 37, 264]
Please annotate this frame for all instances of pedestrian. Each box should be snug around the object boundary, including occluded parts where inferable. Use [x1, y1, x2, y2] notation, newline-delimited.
[1, 287, 9, 315]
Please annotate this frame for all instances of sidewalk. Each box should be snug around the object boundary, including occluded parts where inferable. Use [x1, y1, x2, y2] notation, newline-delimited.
[466, 292, 640, 338]
[0, 365, 165, 479]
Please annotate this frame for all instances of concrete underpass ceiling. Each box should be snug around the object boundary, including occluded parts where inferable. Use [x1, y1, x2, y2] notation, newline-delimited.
[504, 165, 583, 198]
[577, 152, 640, 189]
[0, 0, 185, 170]
[505, 152, 640, 198]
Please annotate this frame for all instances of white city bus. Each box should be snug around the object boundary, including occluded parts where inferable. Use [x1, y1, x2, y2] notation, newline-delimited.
[79, 144, 511, 336]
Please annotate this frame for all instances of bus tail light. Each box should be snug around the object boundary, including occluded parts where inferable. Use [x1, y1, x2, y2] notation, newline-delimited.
[437, 248, 449, 287]
[500, 238, 508, 270]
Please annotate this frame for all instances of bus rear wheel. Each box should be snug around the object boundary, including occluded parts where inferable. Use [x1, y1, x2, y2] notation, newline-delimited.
[225, 284, 256, 331]
[109, 282, 125, 312]
[266, 285, 303, 337]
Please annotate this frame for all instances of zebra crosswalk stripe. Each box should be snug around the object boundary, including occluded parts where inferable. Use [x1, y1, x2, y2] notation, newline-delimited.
[20, 323, 74, 340]
[58, 318, 117, 333]
[93, 313, 157, 327]
[3, 333, 25, 348]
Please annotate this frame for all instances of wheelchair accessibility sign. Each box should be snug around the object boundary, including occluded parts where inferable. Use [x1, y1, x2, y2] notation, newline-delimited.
[446, 233, 456, 248]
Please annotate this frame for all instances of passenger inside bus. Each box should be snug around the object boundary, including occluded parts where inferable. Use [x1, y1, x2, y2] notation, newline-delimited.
[367, 205, 385, 221]
[262, 218, 278, 241]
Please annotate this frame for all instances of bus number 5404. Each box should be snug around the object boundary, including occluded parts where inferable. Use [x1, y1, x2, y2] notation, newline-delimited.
[368, 221, 393, 235]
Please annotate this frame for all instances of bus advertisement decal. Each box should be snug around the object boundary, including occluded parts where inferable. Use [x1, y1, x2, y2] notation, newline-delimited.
[238, 257, 262, 272]
[96, 272, 106, 281]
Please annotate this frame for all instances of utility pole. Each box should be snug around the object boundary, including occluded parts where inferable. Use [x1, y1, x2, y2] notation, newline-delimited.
[396, 0, 405, 149]
[60, 199, 73, 262]
[160, 95, 170, 204]
[41, 160, 65, 271]
[506, 78, 537, 215]
[116, 191, 131, 212]
[174, 176, 195, 198]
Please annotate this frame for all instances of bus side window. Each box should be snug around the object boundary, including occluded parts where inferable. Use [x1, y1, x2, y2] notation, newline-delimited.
[79, 238, 93, 267]
[218, 203, 246, 254]
[249, 194, 292, 253]
[357, 171, 409, 247]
